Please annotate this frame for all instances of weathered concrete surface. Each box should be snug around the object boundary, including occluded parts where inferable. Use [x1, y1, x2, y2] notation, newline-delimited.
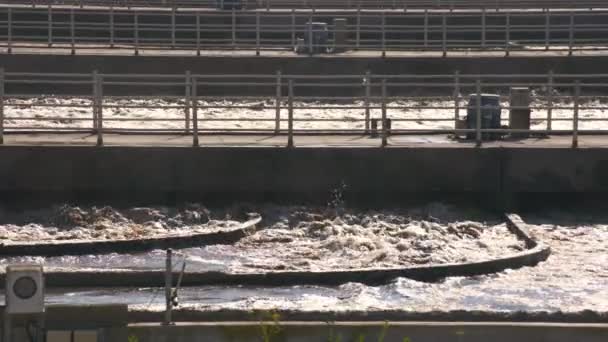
[0, 142, 606, 206]
[128, 321, 608, 342]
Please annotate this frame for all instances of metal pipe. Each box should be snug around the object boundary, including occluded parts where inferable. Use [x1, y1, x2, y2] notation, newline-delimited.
[381, 11, 386, 57]
[110, 7, 114, 48]
[7, 8, 12, 54]
[275, 70, 281, 133]
[185, 71, 191, 133]
[134, 11, 139, 56]
[48, 5, 52, 47]
[287, 79, 294, 148]
[476, 79, 482, 147]
[547, 70, 554, 131]
[569, 11, 574, 56]
[381, 78, 387, 147]
[454, 70, 460, 129]
[0, 68, 4, 145]
[196, 11, 200, 56]
[164, 249, 173, 326]
[70, 9, 75, 55]
[573, 80, 580, 148]
[364, 70, 371, 133]
[192, 77, 199, 147]
[442, 12, 447, 57]
[96, 73, 103, 147]
[256, 11, 260, 56]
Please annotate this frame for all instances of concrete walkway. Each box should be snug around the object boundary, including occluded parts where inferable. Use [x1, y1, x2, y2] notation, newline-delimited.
[3, 132, 607, 148]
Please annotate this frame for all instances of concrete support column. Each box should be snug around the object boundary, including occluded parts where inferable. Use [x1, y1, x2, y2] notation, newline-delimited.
[509, 87, 531, 138]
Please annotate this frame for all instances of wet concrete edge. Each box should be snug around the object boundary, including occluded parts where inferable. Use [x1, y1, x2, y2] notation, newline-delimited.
[0, 216, 261, 257]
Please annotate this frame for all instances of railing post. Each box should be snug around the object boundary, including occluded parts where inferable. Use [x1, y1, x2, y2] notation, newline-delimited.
[171, 7, 176, 49]
[196, 11, 201, 56]
[7, 8, 12, 54]
[192, 77, 199, 147]
[48, 5, 53, 47]
[475, 79, 483, 147]
[481, 7, 486, 49]
[291, 9, 295, 48]
[92, 70, 98, 132]
[185, 71, 191, 133]
[364, 70, 371, 133]
[70, 9, 75, 55]
[275, 70, 281, 133]
[164, 249, 173, 326]
[423, 9, 428, 49]
[572, 80, 580, 148]
[96, 72, 103, 147]
[442, 12, 447, 57]
[231, 9, 236, 48]
[255, 11, 260, 56]
[547, 70, 554, 131]
[0, 68, 4, 145]
[381, 78, 388, 147]
[568, 11, 574, 56]
[308, 14, 313, 55]
[381, 11, 386, 58]
[544, 10, 550, 51]
[356, 8, 360, 50]
[453, 70, 460, 129]
[134, 11, 139, 56]
[505, 12, 510, 57]
[110, 7, 114, 48]
[287, 79, 294, 148]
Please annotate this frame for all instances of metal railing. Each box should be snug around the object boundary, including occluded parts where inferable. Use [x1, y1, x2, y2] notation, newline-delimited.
[2, 0, 608, 10]
[1, 70, 608, 148]
[2, 7, 608, 55]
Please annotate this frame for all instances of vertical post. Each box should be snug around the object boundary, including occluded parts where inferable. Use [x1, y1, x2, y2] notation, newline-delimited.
[381, 11, 386, 57]
[481, 7, 486, 49]
[423, 9, 428, 49]
[196, 11, 200, 56]
[92, 70, 98, 131]
[364, 70, 371, 133]
[568, 11, 574, 56]
[287, 79, 294, 148]
[110, 7, 114, 48]
[308, 14, 313, 55]
[185, 71, 191, 133]
[572, 80, 580, 148]
[381, 79, 387, 147]
[0, 68, 4, 145]
[48, 5, 53, 47]
[192, 77, 199, 147]
[505, 12, 510, 57]
[171, 8, 176, 49]
[231, 9, 236, 48]
[7, 8, 12, 54]
[544, 10, 550, 50]
[134, 11, 139, 56]
[291, 9, 295, 48]
[96, 73, 103, 147]
[275, 70, 281, 133]
[475, 79, 482, 147]
[356, 9, 360, 50]
[442, 12, 447, 57]
[255, 11, 260, 56]
[453, 70, 460, 130]
[547, 70, 554, 131]
[164, 249, 173, 326]
[70, 9, 75, 55]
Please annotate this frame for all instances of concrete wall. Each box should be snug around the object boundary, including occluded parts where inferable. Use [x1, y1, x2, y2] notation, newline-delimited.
[129, 322, 608, 342]
[0, 146, 606, 208]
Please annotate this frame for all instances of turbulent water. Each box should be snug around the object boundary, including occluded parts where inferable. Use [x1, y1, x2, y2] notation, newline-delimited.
[4, 96, 607, 131]
[1, 203, 607, 313]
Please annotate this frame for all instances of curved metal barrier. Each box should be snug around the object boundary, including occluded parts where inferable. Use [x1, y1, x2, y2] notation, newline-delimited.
[1, 213, 550, 287]
[0, 216, 261, 256]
